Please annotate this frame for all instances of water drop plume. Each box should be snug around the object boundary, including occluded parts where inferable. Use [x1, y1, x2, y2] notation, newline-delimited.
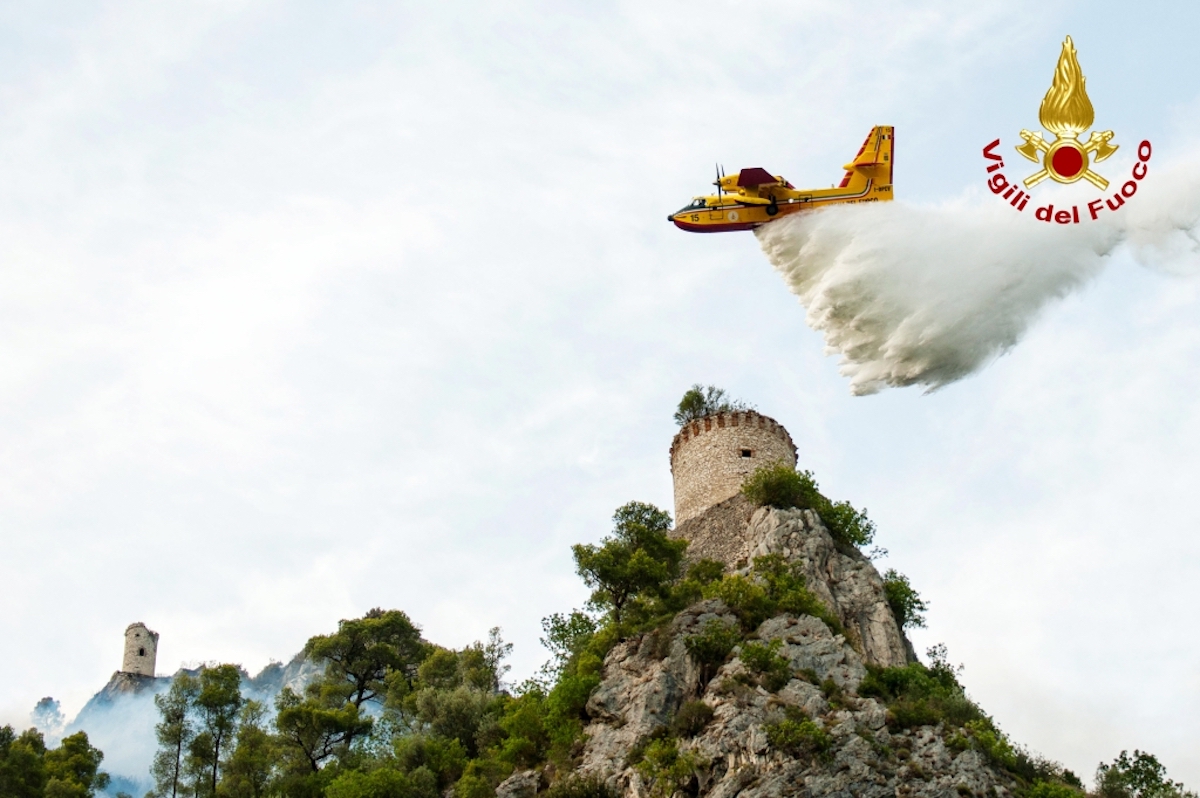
[755, 162, 1200, 395]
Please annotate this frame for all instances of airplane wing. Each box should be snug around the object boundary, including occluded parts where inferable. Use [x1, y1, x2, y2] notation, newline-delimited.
[736, 167, 779, 187]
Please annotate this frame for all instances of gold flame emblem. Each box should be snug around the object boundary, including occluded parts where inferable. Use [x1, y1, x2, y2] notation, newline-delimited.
[1016, 36, 1118, 189]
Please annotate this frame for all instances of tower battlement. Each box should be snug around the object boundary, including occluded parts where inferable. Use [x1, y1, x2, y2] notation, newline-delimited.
[670, 410, 797, 524]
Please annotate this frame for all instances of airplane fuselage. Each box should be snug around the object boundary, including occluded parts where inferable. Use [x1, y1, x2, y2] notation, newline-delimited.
[668, 181, 892, 233]
[669, 125, 895, 233]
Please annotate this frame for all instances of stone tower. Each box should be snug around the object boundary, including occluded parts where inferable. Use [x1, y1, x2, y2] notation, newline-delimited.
[122, 622, 159, 677]
[670, 410, 797, 525]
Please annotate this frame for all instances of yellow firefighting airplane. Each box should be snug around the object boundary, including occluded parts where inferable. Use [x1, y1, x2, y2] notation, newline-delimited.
[668, 126, 894, 233]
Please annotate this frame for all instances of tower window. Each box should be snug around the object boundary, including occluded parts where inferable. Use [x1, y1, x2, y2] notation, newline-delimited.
[741, 449, 753, 458]
[139, 648, 146, 657]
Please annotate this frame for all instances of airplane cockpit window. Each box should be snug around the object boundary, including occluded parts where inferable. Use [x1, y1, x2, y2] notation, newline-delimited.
[675, 199, 709, 215]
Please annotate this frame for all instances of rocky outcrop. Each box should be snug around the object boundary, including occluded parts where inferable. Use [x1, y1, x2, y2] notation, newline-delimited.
[746, 506, 910, 669]
[495, 769, 542, 798]
[582, 600, 726, 773]
[575, 505, 1013, 798]
[243, 651, 323, 700]
[676, 501, 911, 669]
[78, 671, 169, 709]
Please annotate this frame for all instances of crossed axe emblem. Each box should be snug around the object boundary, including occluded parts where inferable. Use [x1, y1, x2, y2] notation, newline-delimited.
[1016, 129, 1119, 190]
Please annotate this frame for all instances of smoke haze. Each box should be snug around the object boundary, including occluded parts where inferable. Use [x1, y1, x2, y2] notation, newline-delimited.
[65, 683, 166, 798]
[756, 160, 1200, 395]
[38, 656, 321, 797]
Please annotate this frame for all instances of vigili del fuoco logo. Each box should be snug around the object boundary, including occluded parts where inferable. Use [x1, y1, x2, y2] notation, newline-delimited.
[982, 36, 1151, 224]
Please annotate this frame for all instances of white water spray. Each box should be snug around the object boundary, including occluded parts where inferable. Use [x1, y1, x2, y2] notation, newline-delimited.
[755, 161, 1200, 395]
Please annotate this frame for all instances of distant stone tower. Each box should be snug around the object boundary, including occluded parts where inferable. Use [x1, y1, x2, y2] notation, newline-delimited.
[122, 622, 159, 677]
[670, 410, 797, 525]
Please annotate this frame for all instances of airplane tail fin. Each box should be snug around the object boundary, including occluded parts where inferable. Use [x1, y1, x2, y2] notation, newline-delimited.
[837, 126, 894, 194]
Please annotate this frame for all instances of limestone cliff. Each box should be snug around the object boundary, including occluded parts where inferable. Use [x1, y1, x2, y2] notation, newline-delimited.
[505, 503, 1019, 798]
[675, 496, 912, 669]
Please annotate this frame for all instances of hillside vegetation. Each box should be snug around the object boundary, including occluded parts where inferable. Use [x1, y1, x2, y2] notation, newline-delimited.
[2, 393, 1194, 798]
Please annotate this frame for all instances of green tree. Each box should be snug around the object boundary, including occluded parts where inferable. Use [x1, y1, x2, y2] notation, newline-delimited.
[883, 569, 928, 630]
[191, 665, 244, 798]
[151, 672, 198, 798]
[1029, 781, 1085, 798]
[305, 608, 426, 712]
[393, 734, 468, 790]
[739, 639, 793, 692]
[674, 385, 750, 425]
[858, 646, 985, 732]
[818, 499, 877, 549]
[1096, 751, 1197, 798]
[43, 731, 109, 798]
[541, 666, 601, 756]
[30, 699, 65, 738]
[413, 648, 460, 690]
[0, 726, 48, 798]
[410, 686, 497, 758]
[571, 502, 686, 625]
[454, 768, 495, 798]
[634, 738, 703, 798]
[683, 619, 741, 685]
[456, 628, 512, 693]
[273, 688, 371, 773]
[740, 463, 822, 510]
[741, 464, 875, 548]
[539, 612, 597, 680]
[220, 701, 273, 798]
[698, 555, 841, 635]
[325, 767, 437, 798]
[496, 692, 550, 769]
[0, 727, 110, 798]
[671, 701, 714, 738]
[764, 710, 831, 759]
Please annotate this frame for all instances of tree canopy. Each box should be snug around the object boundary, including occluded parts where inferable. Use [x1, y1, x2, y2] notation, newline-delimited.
[673, 384, 751, 426]
[304, 607, 426, 709]
[883, 569, 928, 630]
[741, 462, 876, 549]
[571, 501, 685, 625]
[1097, 751, 1198, 798]
[0, 726, 108, 798]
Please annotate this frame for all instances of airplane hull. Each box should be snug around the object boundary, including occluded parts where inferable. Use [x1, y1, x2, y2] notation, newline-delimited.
[670, 217, 763, 233]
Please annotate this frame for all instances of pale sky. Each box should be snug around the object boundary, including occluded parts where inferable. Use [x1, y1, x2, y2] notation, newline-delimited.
[2, 0, 1199, 787]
